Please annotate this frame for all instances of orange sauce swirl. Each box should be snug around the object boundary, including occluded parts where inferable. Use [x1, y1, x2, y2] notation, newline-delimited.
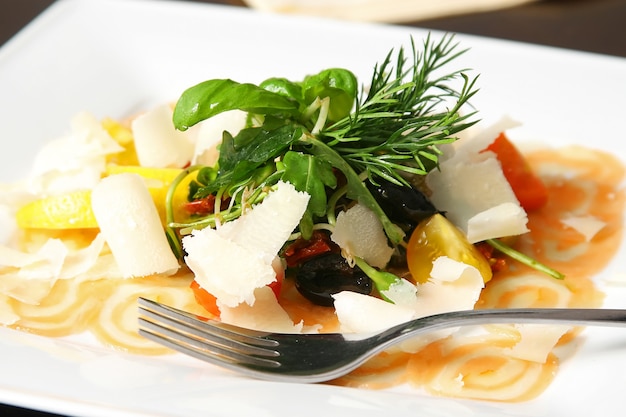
[3, 145, 624, 401]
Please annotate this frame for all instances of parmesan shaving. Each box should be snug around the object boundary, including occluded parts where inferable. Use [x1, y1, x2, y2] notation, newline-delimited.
[183, 227, 277, 307]
[131, 104, 194, 168]
[0, 238, 67, 280]
[333, 256, 484, 346]
[331, 203, 394, 268]
[426, 156, 528, 243]
[505, 324, 571, 362]
[190, 110, 247, 166]
[449, 115, 522, 159]
[466, 202, 529, 243]
[381, 278, 419, 308]
[0, 232, 108, 304]
[218, 286, 304, 333]
[216, 181, 310, 263]
[561, 214, 606, 242]
[74, 253, 124, 281]
[0, 238, 67, 304]
[29, 112, 124, 195]
[184, 181, 309, 307]
[426, 119, 529, 243]
[415, 256, 485, 316]
[58, 233, 106, 279]
[91, 173, 180, 278]
[332, 291, 416, 333]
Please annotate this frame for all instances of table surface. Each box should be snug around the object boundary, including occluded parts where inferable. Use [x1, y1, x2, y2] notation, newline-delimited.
[0, 0, 625, 416]
[2, 0, 626, 57]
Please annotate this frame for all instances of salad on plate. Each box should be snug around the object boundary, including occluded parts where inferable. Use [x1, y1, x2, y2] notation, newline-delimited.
[0, 34, 623, 402]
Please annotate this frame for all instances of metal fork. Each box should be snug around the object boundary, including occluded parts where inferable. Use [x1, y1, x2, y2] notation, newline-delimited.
[137, 297, 626, 383]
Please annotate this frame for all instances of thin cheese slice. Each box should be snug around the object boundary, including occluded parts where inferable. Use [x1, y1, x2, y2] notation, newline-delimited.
[561, 214, 606, 242]
[331, 203, 394, 268]
[216, 181, 310, 262]
[426, 134, 529, 243]
[191, 110, 246, 166]
[0, 232, 107, 304]
[218, 286, 303, 333]
[29, 112, 124, 194]
[91, 173, 179, 278]
[131, 104, 194, 168]
[414, 256, 485, 316]
[183, 181, 309, 307]
[333, 257, 484, 336]
[184, 227, 277, 307]
[505, 324, 571, 362]
[332, 291, 416, 333]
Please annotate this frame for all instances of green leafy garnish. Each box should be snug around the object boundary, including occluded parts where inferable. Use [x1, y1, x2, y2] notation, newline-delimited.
[169, 34, 478, 248]
[173, 79, 299, 130]
[282, 151, 337, 239]
[164, 33, 563, 295]
[163, 33, 483, 296]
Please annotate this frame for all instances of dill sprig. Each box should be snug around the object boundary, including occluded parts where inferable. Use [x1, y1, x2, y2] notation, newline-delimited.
[320, 34, 479, 186]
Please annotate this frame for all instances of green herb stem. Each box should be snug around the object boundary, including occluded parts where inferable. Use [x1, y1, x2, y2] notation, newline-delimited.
[301, 134, 406, 245]
[354, 256, 401, 303]
[486, 238, 565, 280]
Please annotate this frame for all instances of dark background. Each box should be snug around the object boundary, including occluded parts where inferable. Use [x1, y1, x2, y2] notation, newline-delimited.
[2, 0, 625, 56]
[0, 0, 624, 416]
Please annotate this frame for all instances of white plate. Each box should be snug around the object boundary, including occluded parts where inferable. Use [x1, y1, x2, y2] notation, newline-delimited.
[1, 0, 626, 416]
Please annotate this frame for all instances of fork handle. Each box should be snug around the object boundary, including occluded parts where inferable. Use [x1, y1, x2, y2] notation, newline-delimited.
[383, 308, 626, 343]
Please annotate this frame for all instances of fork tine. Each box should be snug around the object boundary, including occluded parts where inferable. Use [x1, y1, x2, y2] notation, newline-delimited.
[137, 298, 281, 368]
[138, 317, 281, 369]
[137, 308, 279, 358]
[138, 297, 278, 348]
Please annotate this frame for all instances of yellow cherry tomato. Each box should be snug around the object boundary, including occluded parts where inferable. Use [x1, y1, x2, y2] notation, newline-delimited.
[406, 213, 492, 284]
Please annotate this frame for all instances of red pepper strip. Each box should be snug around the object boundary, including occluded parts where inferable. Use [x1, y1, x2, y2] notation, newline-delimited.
[184, 195, 232, 216]
[485, 132, 549, 211]
[189, 279, 221, 318]
[190, 266, 284, 318]
[283, 230, 338, 268]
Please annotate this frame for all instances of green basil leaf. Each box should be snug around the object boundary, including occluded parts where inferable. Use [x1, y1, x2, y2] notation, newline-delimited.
[260, 77, 303, 104]
[282, 151, 337, 217]
[302, 69, 357, 122]
[173, 79, 299, 130]
[221, 124, 301, 182]
[298, 211, 315, 241]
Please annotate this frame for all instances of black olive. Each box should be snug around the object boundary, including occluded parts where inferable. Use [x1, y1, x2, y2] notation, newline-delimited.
[367, 179, 439, 234]
[295, 253, 372, 307]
